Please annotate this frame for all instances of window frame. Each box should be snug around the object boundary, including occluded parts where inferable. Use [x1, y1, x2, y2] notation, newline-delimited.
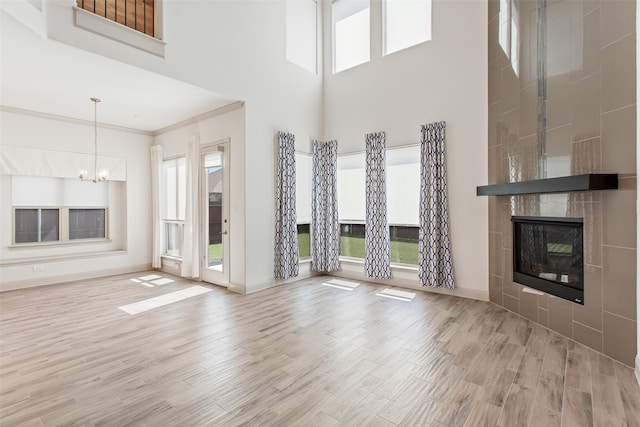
[336, 144, 421, 266]
[12, 206, 109, 247]
[161, 156, 186, 258]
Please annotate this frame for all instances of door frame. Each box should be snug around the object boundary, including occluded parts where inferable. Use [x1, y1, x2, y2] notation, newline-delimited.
[199, 139, 230, 286]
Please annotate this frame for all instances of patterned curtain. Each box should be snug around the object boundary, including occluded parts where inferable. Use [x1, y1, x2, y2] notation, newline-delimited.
[311, 140, 340, 272]
[274, 131, 299, 279]
[365, 132, 392, 279]
[419, 122, 454, 288]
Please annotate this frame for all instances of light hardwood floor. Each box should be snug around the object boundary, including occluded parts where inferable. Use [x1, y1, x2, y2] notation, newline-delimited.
[1, 272, 639, 426]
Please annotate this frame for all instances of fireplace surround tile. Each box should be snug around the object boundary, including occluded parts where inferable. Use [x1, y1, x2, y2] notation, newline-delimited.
[489, 232, 503, 276]
[602, 189, 637, 250]
[573, 265, 603, 330]
[537, 293, 549, 311]
[601, 34, 636, 114]
[573, 321, 603, 352]
[602, 246, 637, 320]
[571, 73, 601, 142]
[519, 289, 539, 322]
[571, 8, 600, 82]
[602, 312, 637, 366]
[538, 308, 549, 328]
[600, 0, 635, 48]
[489, 274, 503, 305]
[548, 297, 573, 338]
[504, 294, 519, 314]
[601, 105, 637, 175]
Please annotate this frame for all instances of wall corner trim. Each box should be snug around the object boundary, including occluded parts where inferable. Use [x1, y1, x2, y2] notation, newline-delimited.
[635, 354, 640, 386]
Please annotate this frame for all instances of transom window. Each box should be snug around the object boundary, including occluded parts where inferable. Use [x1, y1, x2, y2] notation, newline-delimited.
[383, 0, 432, 55]
[286, 0, 318, 73]
[333, 0, 370, 73]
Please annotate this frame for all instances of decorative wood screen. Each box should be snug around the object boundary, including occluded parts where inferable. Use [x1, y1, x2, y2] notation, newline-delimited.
[76, 0, 155, 38]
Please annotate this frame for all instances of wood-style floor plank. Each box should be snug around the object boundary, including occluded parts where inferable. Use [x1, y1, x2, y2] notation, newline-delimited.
[1, 272, 639, 426]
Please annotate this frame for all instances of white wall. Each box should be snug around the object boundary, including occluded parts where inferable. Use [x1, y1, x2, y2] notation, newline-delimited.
[0, 110, 153, 290]
[43, 0, 324, 292]
[322, 0, 489, 296]
[153, 106, 247, 291]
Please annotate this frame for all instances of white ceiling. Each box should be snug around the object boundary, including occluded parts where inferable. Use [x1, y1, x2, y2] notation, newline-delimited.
[0, 11, 236, 133]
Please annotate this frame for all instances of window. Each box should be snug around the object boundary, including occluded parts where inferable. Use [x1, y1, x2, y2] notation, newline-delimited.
[12, 176, 109, 245]
[333, 0, 370, 73]
[69, 209, 106, 240]
[295, 153, 312, 259]
[286, 0, 318, 73]
[336, 146, 420, 265]
[499, 0, 519, 76]
[15, 208, 59, 243]
[162, 158, 186, 257]
[337, 153, 366, 258]
[383, 0, 432, 55]
[386, 146, 419, 265]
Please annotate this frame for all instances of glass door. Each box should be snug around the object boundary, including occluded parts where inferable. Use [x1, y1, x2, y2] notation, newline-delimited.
[200, 142, 229, 286]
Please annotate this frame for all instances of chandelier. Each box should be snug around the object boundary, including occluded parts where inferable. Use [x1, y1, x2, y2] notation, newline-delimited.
[79, 97, 109, 183]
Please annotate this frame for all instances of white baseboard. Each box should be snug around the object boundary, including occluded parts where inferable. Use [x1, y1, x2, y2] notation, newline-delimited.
[227, 282, 246, 294]
[245, 265, 317, 294]
[0, 264, 152, 292]
[328, 268, 490, 302]
[636, 355, 640, 386]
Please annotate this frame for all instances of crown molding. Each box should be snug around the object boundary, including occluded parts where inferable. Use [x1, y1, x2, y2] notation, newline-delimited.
[0, 105, 154, 136]
[152, 101, 244, 136]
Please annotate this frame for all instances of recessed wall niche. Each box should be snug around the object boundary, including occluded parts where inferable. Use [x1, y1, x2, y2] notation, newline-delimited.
[487, 0, 637, 366]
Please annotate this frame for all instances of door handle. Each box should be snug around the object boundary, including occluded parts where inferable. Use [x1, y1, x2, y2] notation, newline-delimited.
[220, 231, 228, 235]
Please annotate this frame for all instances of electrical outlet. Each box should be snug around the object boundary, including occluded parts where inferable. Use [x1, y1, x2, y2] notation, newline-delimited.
[33, 264, 44, 272]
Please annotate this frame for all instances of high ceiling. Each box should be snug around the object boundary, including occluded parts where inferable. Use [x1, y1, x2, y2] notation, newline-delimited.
[0, 11, 235, 133]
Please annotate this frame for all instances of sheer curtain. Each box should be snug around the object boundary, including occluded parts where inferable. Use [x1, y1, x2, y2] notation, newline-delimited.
[150, 145, 163, 269]
[274, 131, 299, 279]
[418, 121, 454, 288]
[181, 136, 200, 279]
[365, 131, 392, 279]
[311, 139, 340, 272]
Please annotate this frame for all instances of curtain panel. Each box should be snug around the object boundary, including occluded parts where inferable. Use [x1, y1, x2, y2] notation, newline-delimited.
[150, 145, 163, 269]
[311, 140, 340, 272]
[364, 132, 392, 279]
[418, 121, 455, 289]
[181, 136, 200, 279]
[274, 131, 300, 280]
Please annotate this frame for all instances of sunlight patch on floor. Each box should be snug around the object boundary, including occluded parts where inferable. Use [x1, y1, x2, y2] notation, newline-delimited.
[119, 285, 212, 315]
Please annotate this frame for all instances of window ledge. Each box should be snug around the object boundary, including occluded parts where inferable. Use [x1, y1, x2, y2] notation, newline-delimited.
[161, 254, 182, 261]
[299, 258, 312, 264]
[338, 257, 418, 271]
[74, 7, 165, 57]
[9, 238, 112, 249]
[0, 249, 126, 267]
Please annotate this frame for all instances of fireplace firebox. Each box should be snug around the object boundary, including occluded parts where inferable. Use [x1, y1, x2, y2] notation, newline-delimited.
[512, 216, 584, 305]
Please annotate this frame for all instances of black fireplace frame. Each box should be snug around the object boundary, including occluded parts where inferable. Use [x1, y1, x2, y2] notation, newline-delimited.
[512, 216, 584, 305]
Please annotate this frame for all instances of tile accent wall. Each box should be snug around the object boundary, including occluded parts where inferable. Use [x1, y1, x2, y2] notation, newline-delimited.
[488, 0, 637, 365]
